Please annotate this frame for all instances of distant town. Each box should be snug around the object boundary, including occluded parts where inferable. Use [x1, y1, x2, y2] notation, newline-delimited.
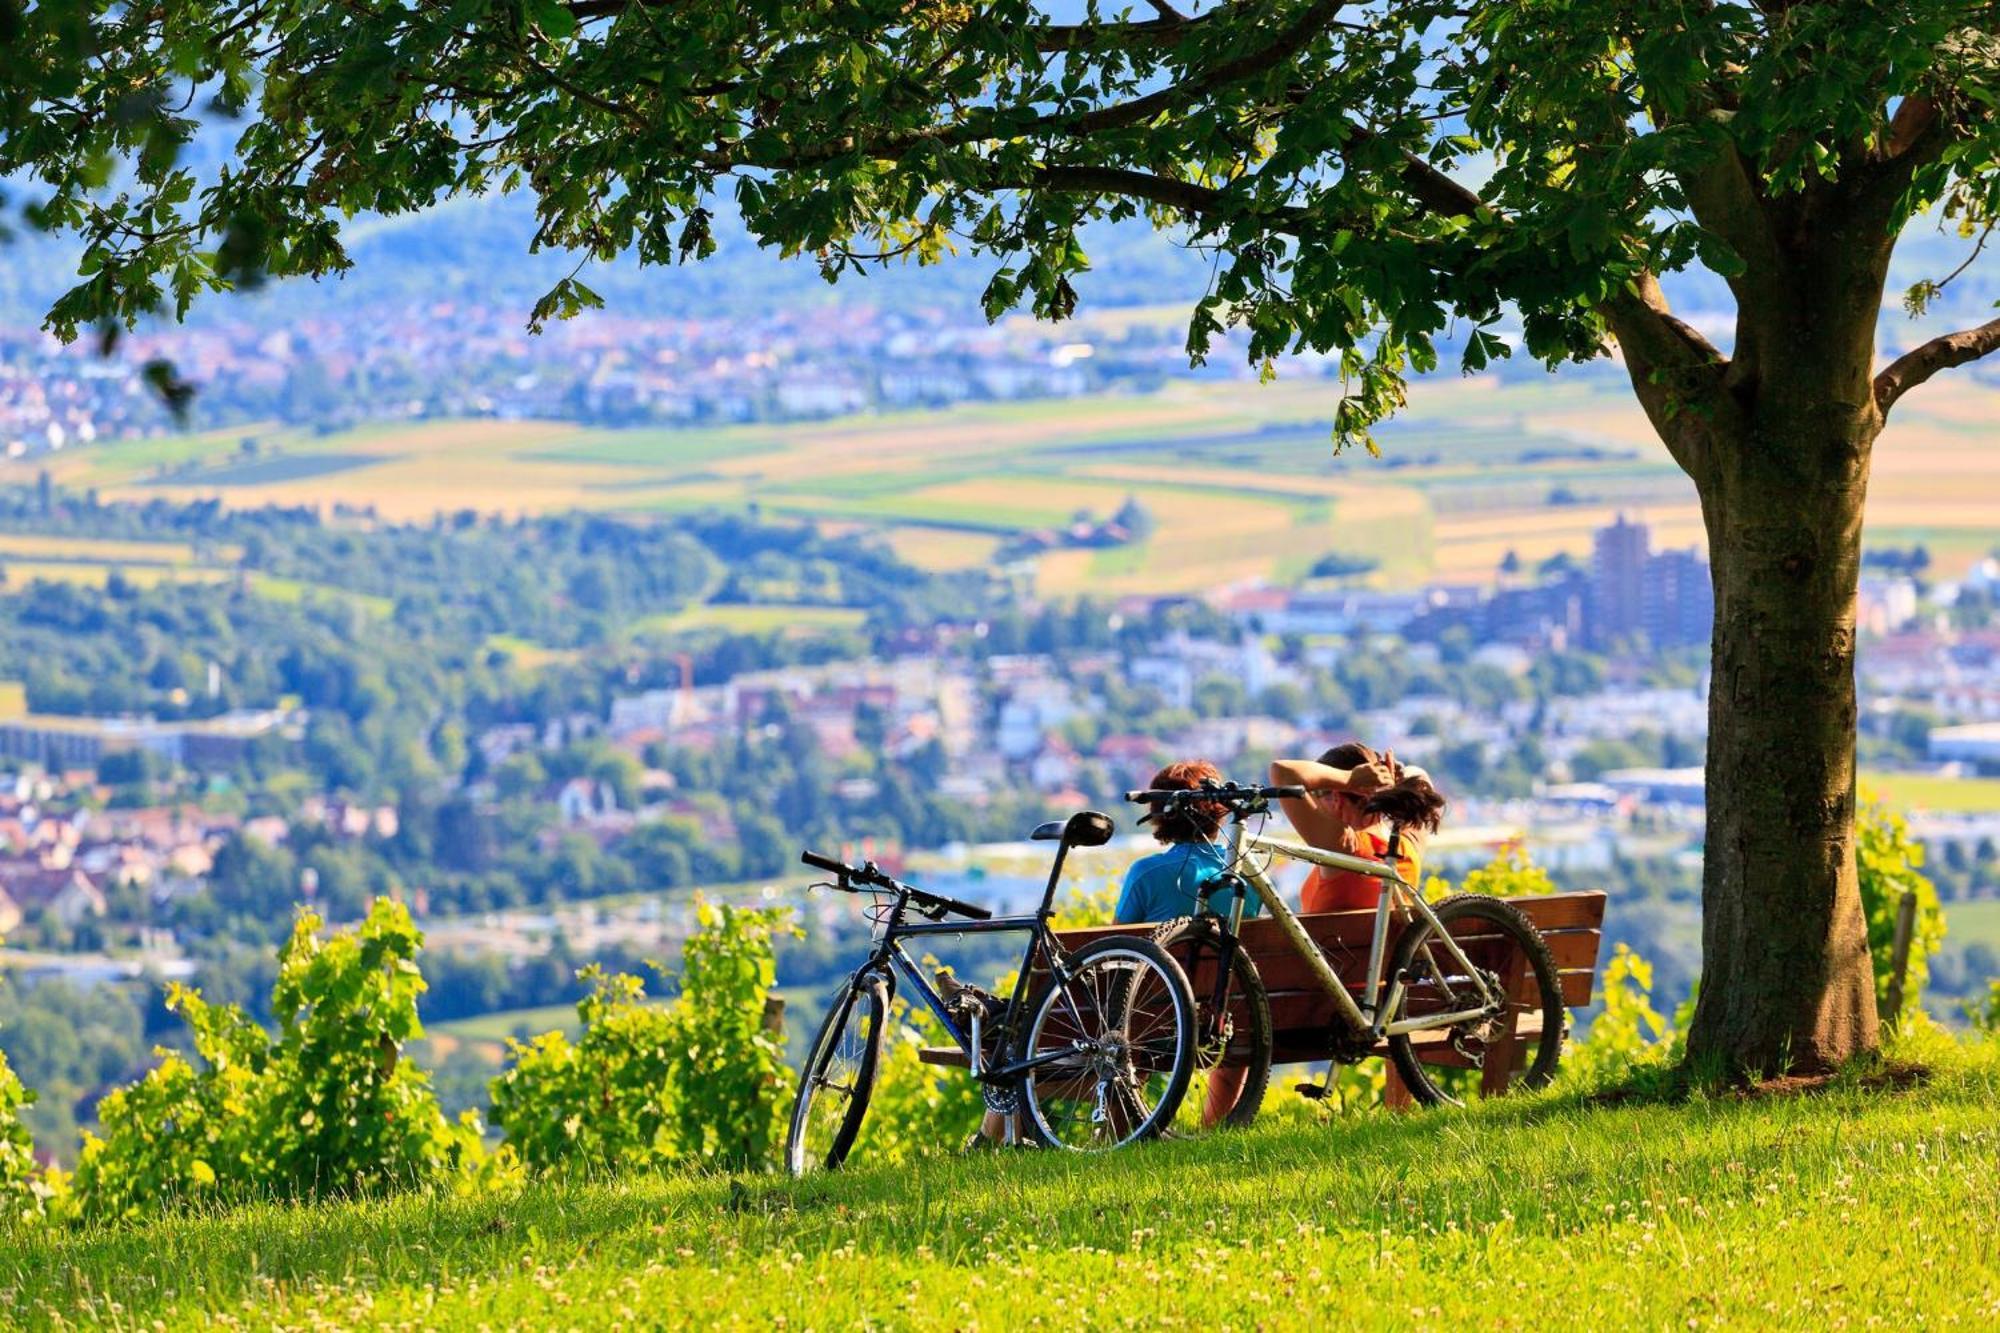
[0, 299, 1293, 456]
[5, 513, 1996, 1009]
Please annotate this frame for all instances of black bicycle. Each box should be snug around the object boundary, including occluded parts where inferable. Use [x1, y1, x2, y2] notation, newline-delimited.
[786, 811, 1198, 1173]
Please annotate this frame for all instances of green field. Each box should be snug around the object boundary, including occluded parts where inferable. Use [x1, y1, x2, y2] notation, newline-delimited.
[1947, 898, 2000, 950]
[245, 574, 397, 618]
[8, 1042, 1997, 1329]
[7, 367, 1997, 594]
[1865, 772, 2000, 813]
[431, 1002, 597, 1042]
[632, 603, 870, 637]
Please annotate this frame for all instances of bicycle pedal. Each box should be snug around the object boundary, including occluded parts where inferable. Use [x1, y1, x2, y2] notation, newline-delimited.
[1293, 1082, 1332, 1101]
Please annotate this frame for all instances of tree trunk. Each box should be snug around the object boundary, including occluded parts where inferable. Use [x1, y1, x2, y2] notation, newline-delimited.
[1684, 371, 1881, 1076]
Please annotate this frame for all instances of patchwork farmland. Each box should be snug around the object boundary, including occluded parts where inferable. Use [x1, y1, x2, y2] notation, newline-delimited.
[6, 366, 1996, 604]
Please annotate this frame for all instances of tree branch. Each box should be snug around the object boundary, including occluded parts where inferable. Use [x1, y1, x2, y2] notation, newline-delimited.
[1024, 164, 1306, 230]
[1874, 316, 2000, 413]
[1882, 94, 1939, 161]
[1602, 274, 1733, 483]
[1063, 0, 1347, 137]
[706, 1, 1345, 175]
[567, 0, 1217, 51]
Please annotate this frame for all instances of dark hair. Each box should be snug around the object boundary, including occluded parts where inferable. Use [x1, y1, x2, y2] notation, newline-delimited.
[1316, 740, 1448, 835]
[1365, 776, 1447, 835]
[1147, 759, 1226, 844]
[1318, 741, 1374, 768]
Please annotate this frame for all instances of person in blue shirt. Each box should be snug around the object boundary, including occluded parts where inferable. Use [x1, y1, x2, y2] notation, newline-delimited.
[1115, 758, 1259, 1128]
[1116, 758, 1263, 924]
[969, 758, 1254, 1148]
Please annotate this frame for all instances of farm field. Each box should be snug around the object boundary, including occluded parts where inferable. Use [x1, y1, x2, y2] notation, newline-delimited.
[7, 1041, 1997, 1329]
[1947, 898, 2000, 952]
[1865, 771, 2000, 813]
[0, 560, 233, 590]
[632, 603, 869, 636]
[6, 366, 1996, 595]
[430, 1002, 595, 1043]
[0, 533, 233, 566]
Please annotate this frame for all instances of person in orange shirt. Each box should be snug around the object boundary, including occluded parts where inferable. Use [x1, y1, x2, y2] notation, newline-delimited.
[1268, 743, 1447, 912]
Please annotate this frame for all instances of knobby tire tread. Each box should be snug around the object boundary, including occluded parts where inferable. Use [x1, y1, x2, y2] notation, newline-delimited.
[1147, 915, 1272, 1128]
[1385, 893, 1564, 1107]
[787, 973, 886, 1174]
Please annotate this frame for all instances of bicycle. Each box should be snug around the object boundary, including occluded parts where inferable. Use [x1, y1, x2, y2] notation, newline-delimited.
[1123, 781, 1565, 1109]
[786, 810, 1198, 1173]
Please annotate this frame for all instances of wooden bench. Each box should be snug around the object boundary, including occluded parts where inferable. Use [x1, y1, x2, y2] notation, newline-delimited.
[1041, 891, 1608, 1109]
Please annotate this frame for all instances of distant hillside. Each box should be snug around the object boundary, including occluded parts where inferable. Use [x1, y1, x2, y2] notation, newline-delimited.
[7, 172, 1997, 357]
[0, 192, 1215, 330]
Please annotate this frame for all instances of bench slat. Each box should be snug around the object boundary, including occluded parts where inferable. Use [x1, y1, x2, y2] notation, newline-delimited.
[1264, 966, 1592, 1029]
[1243, 928, 1600, 995]
[1050, 891, 1607, 960]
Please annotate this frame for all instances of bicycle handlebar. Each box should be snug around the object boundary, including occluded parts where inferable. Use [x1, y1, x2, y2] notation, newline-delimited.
[798, 849, 993, 921]
[800, 849, 847, 876]
[1123, 782, 1306, 805]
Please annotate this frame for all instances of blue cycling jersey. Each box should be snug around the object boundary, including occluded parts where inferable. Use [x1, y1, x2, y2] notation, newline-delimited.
[1113, 840, 1264, 924]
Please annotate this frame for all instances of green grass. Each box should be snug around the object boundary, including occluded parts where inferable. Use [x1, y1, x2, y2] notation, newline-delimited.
[520, 429, 781, 469]
[1865, 771, 2000, 813]
[764, 493, 1066, 532]
[1946, 898, 2000, 951]
[631, 603, 869, 636]
[148, 452, 382, 487]
[9, 1044, 1998, 1329]
[245, 574, 396, 618]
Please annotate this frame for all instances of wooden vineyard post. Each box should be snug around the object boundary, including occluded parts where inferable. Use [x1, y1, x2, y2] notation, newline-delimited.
[1882, 890, 1918, 1027]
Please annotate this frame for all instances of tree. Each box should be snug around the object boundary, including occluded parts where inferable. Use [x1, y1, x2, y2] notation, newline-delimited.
[11, 2, 1996, 1075]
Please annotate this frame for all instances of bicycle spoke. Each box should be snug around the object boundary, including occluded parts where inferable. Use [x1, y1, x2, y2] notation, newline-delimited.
[1027, 950, 1188, 1152]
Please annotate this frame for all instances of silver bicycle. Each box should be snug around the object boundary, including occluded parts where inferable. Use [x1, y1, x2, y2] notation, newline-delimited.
[1124, 781, 1565, 1106]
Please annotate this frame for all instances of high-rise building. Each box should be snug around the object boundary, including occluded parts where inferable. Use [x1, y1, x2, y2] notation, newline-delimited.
[1589, 514, 1651, 646]
[1643, 547, 1715, 647]
[1584, 515, 1714, 649]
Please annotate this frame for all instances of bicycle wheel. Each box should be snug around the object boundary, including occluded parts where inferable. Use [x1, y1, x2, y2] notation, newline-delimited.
[1017, 936, 1196, 1152]
[786, 973, 886, 1175]
[1385, 894, 1564, 1107]
[1149, 915, 1271, 1132]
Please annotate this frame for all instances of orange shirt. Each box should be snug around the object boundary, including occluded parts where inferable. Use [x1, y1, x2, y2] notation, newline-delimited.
[1301, 826, 1421, 913]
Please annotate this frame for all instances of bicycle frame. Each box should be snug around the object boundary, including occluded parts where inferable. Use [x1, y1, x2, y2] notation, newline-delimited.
[1216, 818, 1504, 1040]
[824, 827, 1110, 1090]
[851, 910, 1092, 1086]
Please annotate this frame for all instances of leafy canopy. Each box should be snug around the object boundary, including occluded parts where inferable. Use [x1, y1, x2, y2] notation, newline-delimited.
[6, 2, 2000, 445]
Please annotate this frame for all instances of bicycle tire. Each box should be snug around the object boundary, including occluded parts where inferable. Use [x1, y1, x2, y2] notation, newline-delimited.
[1016, 936, 1197, 1152]
[1385, 894, 1564, 1107]
[785, 972, 887, 1175]
[1147, 915, 1272, 1129]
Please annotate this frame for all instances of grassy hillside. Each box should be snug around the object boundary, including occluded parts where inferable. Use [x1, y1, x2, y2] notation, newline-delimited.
[9, 1042, 1997, 1329]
